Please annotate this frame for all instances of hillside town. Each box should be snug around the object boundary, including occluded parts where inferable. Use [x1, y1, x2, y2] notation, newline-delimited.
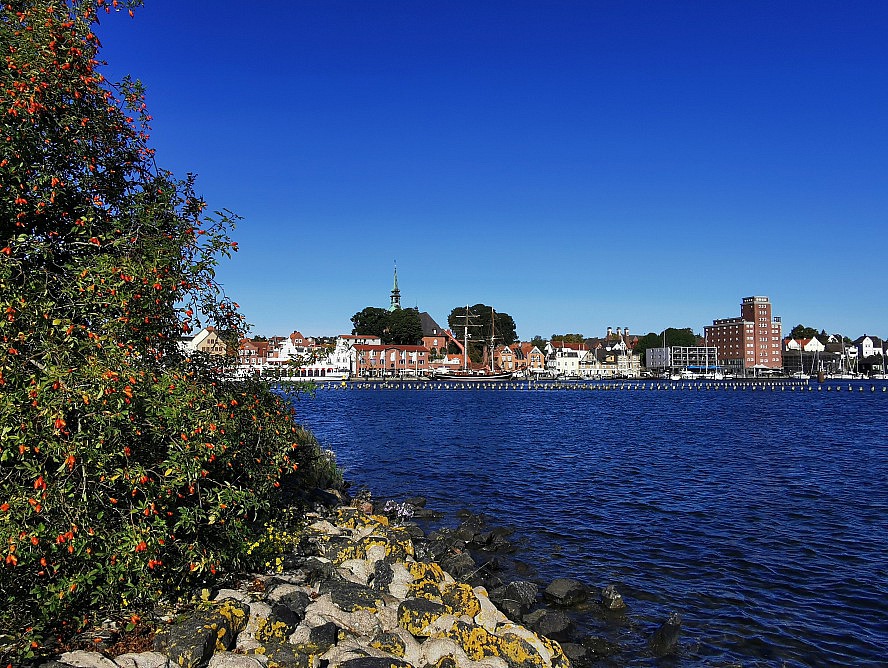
[182, 273, 887, 381]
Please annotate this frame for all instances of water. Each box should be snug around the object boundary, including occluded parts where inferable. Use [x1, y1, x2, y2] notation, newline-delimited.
[290, 382, 888, 666]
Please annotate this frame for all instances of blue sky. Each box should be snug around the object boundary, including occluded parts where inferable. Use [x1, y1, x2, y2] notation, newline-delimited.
[96, 1, 888, 340]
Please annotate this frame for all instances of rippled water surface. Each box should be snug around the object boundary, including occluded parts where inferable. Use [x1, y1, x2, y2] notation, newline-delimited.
[291, 383, 888, 666]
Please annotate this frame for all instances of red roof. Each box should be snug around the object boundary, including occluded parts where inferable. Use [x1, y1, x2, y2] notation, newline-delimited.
[353, 344, 430, 352]
[551, 340, 587, 351]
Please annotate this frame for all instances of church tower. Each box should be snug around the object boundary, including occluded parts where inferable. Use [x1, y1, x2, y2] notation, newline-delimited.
[389, 262, 401, 311]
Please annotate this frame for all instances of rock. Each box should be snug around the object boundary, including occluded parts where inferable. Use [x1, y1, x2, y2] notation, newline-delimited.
[113, 652, 171, 668]
[444, 621, 547, 668]
[270, 602, 302, 631]
[214, 589, 252, 604]
[369, 629, 408, 658]
[397, 598, 449, 636]
[404, 497, 427, 508]
[153, 600, 249, 668]
[371, 559, 395, 591]
[305, 620, 341, 653]
[57, 652, 118, 668]
[523, 609, 572, 642]
[338, 658, 413, 668]
[206, 652, 267, 668]
[599, 585, 625, 611]
[543, 579, 589, 607]
[580, 634, 622, 658]
[490, 581, 539, 619]
[440, 552, 477, 578]
[411, 508, 444, 521]
[474, 587, 509, 631]
[250, 641, 315, 668]
[558, 643, 589, 665]
[339, 558, 375, 585]
[321, 579, 384, 613]
[648, 611, 681, 657]
[440, 582, 482, 618]
[267, 583, 306, 604]
[303, 556, 335, 582]
[275, 589, 312, 618]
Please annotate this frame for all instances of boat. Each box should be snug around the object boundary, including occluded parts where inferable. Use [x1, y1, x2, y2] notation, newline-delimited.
[433, 368, 513, 381]
[433, 305, 513, 381]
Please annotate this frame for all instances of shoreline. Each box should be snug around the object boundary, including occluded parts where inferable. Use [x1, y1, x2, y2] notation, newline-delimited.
[35, 492, 679, 668]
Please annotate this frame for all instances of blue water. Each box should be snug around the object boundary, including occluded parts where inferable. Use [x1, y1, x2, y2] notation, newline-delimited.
[291, 382, 888, 666]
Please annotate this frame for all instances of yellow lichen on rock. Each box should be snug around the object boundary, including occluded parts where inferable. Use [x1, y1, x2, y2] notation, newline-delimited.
[253, 616, 294, 643]
[407, 561, 446, 583]
[398, 598, 450, 637]
[439, 583, 481, 618]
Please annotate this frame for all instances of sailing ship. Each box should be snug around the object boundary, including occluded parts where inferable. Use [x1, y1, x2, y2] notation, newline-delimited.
[433, 306, 513, 381]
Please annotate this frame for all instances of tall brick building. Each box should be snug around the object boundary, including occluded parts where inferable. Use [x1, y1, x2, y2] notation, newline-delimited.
[704, 296, 783, 373]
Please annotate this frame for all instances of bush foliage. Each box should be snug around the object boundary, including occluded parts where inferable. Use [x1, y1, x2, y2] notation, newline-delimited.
[1, 1, 328, 658]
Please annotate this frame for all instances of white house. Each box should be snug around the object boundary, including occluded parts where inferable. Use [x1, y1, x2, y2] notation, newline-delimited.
[785, 337, 825, 353]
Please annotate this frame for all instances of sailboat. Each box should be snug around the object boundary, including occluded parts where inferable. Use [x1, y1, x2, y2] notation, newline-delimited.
[790, 339, 809, 379]
[433, 306, 513, 381]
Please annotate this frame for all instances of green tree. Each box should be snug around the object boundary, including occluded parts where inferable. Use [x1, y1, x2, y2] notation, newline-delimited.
[447, 304, 517, 363]
[0, 2, 327, 658]
[447, 304, 517, 345]
[634, 328, 698, 364]
[789, 324, 820, 340]
[350, 306, 389, 338]
[385, 307, 423, 345]
[529, 335, 547, 351]
[550, 333, 585, 344]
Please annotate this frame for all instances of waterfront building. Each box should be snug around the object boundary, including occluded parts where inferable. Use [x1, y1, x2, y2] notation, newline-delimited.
[545, 341, 587, 376]
[704, 296, 783, 374]
[494, 344, 516, 372]
[784, 337, 826, 353]
[521, 344, 546, 373]
[338, 334, 383, 347]
[238, 338, 269, 372]
[419, 311, 463, 362]
[182, 326, 228, 356]
[853, 335, 886, 374]
[352, 344, 430, 377]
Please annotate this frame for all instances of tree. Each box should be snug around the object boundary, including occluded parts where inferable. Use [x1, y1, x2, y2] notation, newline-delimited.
[385, 307, 423, 345]
[447, 304, 517, 345]
[633, 327, 698, 364]
[350, 306, 389, 338]
[550, 333, 585, 344]
[789, 324, 820, 340]
[350, 307, 422, 345]
[447, 304, 517, 363]
[529, 335, 547, 352]
[0, 3, 327, 658]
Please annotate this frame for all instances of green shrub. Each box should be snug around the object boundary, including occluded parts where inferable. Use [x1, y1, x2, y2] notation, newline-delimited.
[0, 1, 332, 660]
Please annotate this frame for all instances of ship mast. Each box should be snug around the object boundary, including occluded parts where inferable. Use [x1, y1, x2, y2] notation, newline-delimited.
[452, 306, 479, 371]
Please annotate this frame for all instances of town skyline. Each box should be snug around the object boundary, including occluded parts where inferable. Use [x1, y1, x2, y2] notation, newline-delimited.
[94, 2, 888, 339]
[243, 270, 884, 345]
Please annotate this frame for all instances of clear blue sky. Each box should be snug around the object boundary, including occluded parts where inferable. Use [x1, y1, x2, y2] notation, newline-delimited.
[96, 1, 888, 340]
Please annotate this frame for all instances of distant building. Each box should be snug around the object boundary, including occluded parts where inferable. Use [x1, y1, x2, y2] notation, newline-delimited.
[353, 344, 430, 377]
[784, 337, 825, 353]
[419, 311, 463, 361]
[182, 326, 228, 356]
[704, 296, 783, 373]
[389, 263, 401, 311]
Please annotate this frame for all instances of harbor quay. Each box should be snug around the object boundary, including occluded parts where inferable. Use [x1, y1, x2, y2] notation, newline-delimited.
[279, 378, 888, 393]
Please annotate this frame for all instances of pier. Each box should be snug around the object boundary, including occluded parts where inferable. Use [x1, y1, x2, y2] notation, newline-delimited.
[280, 379, 888, 393]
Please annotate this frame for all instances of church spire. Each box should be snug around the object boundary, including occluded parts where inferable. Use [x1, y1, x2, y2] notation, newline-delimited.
[389, 261, 401, 311]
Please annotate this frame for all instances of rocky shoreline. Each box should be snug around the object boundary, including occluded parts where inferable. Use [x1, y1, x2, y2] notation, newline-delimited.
[36, 493, 681, 668]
